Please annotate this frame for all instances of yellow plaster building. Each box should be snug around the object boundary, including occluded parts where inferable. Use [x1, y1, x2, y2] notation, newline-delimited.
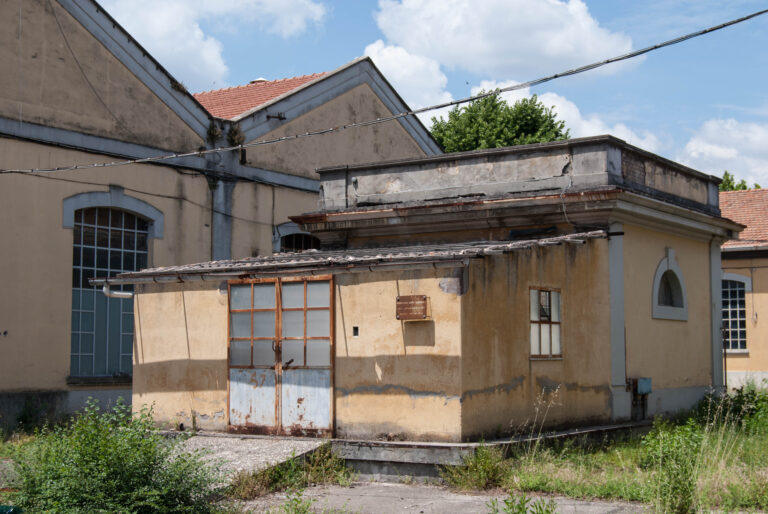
[0, 0, 439, 429]
[101, 136, 741, 441]
[720, 190, 768, 389]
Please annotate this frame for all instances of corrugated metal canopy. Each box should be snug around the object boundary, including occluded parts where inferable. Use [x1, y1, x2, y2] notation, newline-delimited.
[94, 230, 606, 285]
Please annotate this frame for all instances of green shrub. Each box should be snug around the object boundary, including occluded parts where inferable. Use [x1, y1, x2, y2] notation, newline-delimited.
[642, 419, 703, 513]
[487, 491, 557, 514]
[228, 444, 350, 500]
[11, 399, 223, 513]
[440, 444, 507, 490]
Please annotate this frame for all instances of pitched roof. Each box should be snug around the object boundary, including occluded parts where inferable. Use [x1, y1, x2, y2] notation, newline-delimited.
[720, 189, 768, 249]
[194, 73, 327, 120]
[97, 231, 606, 284]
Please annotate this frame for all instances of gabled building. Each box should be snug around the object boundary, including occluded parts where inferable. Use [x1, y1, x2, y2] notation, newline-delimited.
[720, 189, 768, 388]
[100, 136, 741, 441]
[0, 0, 439, 429]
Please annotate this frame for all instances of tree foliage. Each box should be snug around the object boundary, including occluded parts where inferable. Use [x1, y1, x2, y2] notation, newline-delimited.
[720, 170, 761, 191]
[430, 92, 569, 153]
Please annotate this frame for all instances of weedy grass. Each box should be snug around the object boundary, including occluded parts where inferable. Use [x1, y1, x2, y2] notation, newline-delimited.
[228, 443, 352, 500]
[487, 491, 557, 514]
[8, 399, 225, 513]
[442, 384, 768, 512]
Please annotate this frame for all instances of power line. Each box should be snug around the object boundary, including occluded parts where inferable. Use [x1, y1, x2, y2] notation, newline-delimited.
[2, 7, 767, 176]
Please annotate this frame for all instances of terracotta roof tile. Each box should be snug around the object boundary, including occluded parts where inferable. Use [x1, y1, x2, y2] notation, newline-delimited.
[194, 73, 327, 120]
[720, 189, 768, 249]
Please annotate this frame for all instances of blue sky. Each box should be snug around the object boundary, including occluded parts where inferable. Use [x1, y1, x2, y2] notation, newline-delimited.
[101, 0, 768, 186]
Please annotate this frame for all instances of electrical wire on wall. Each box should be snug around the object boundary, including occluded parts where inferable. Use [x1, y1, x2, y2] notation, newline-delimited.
[0, 7, 766, 177]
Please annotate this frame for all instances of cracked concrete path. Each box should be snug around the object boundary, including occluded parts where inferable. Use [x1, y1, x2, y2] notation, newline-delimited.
[181, 432, 324, 474]
[240, 482, 646, 513]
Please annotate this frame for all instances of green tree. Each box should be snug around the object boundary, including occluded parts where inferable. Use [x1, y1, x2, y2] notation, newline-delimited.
[430, 92, 569, 153]
[720, 170, 761, 191]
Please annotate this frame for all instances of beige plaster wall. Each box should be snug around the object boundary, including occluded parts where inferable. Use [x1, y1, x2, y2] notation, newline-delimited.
[0, 137, 212, 393]
[0, 0, 203, 151]
[460, 241, 612, 439]
[230, 182, 318, 259]
[623, 224, 713, 390]
[722, 258, 768, 381]
[244, 84, 426, 179]
[334, 269, 463, 442]
[132, 282, 229, 430]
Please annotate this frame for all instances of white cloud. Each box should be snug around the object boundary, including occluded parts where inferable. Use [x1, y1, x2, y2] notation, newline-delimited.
[679, 118, 768, 185]
[375, 0, 633, 78]
[364, 40, 453, 125]
[466, 80, 660, 152]
[100, 0, 326, 92]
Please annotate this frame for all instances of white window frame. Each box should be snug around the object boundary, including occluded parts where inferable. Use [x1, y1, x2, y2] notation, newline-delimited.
[529, 287, 562, 359]
[722, 272, 751, 353]
[651, 248, 688, 321]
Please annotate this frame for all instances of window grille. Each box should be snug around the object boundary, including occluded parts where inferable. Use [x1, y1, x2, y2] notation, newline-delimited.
[722, 279, 747, 350]
[71, 208, 148, 377]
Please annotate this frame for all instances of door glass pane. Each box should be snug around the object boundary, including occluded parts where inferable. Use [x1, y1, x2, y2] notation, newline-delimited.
[282, 340, 304, 367]
[530, 324, 539, 355]
[230, 340, 250, 366]
[230, 285, 251, 309]
[253, 311, 275, 338]
[307, 281, 330, 308]
[230, 312, 250, 338]
[282, 282, 304, 308]
[551, 291, 561, 322]
[551, 325, 561, 355]
[530, 290, 539, 321]
[253, 340, 275, 366]
[307, 310, 330, 337]
[307, 339, 330, 366]
[282, 310, 304, 338]
[541, 324, 551, 355]
[253, 284, 275, 309]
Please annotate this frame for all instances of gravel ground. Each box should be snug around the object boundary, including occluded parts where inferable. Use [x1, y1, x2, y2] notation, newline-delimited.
[180, 432, 324, 475]
[238, 482, 646, 513]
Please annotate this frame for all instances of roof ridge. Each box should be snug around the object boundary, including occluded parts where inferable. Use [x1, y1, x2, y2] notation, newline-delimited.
[193, 72, 327, 97]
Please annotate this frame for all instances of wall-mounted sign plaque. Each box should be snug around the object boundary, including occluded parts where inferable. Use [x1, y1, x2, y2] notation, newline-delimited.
[396, 295, 428, 320]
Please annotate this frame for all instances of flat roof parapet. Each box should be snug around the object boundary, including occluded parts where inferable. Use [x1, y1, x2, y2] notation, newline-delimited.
[316, 135, 721, 216]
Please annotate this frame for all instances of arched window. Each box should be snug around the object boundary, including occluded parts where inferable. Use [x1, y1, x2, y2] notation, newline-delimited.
[273, 222, 320, 253]
[71, 207, 149, 377]
[652, 248, 687, 321]
[64, 187, 163, 379]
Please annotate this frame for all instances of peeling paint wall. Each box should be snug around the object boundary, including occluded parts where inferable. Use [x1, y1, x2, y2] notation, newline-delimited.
[0, 138, 212, 394]
[132, 281, 228, 431]
[722, 258, 768, 387]
[245, 84, 426, 180]
[623, 225, 712, 395]
[460, 241, 612, 439]
[334, 268, 463, 442]
[0, 0, 203, 151]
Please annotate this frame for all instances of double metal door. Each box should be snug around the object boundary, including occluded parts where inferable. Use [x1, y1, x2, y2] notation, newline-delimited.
[227, 277, 333, 436]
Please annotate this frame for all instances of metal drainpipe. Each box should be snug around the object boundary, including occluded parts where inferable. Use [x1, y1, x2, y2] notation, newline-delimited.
[103, 283, 134, 299]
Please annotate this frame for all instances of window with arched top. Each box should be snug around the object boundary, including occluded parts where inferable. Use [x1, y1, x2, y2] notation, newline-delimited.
[652, 248, 688, 321]
[63, 187, 163, 379]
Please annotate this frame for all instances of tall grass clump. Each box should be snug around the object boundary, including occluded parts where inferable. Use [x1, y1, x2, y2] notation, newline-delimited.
[11, 399, 223, 513]
[440, 443, 508, 490]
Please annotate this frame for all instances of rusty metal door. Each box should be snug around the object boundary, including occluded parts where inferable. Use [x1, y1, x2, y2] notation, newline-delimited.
[227, 278, 332, 436]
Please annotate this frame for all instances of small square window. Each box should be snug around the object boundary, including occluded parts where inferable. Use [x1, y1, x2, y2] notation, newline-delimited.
[530, 289, 561, 359]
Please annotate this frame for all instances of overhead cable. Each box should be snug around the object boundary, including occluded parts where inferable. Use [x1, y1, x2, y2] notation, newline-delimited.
[1, 7, 767, 176]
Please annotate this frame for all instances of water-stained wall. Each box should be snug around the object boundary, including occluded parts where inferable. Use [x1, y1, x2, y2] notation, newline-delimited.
[334, 268, 463, 441]
[132, 281, 228, 431]
[0, 0, 204, 152]
[460, 241, 612, 439]
[623, 224, 713, 413]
